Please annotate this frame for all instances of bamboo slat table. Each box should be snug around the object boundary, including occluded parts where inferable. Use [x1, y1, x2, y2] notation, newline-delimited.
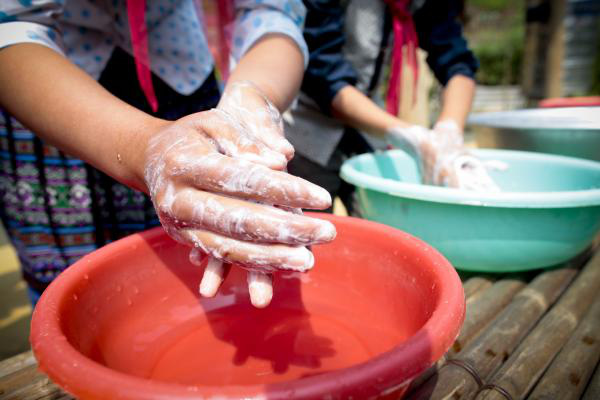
[2, 246, 600, 400]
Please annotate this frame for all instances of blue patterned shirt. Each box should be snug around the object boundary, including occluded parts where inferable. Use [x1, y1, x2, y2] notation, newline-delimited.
[0, 0, 308, 94]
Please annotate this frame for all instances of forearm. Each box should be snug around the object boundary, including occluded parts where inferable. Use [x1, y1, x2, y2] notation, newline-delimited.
[0, 43, 166, 192]
[331, 85, 411, 137]
[227, 34, 304, 112]
[436, 75, 475, 130]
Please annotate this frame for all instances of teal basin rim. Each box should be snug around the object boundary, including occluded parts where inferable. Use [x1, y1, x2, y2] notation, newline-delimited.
[468, 107, 600, 130]
[340, 149, 600, 209]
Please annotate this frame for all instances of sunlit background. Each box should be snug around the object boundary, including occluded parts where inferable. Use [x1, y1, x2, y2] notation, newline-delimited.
[1, 0, 599, 360]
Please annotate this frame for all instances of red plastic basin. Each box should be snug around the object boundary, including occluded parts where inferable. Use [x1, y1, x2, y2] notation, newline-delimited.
[30, 214, 465, 399]
[539, 96, 600, 108]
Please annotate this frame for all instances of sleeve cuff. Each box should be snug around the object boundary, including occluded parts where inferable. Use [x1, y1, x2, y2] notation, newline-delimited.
[232, 7, 309, 68]
[0, 21, 64, 55]
[321, 80, 352, 115]
[440, 63, 477, 86]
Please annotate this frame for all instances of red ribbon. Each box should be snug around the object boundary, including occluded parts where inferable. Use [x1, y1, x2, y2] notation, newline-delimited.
[126, 0, 158, 112]
[125, 0, 234, 113]
[201, 0, 234, 81]
[384, 0, 419, 116]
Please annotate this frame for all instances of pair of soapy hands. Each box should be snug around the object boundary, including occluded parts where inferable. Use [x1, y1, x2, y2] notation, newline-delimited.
[144, 81, 499, 309]
[386, 121, 500, 191]
[144, 81, 337, 308]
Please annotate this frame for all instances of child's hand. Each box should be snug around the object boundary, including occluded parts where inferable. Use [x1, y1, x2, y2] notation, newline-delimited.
[143, 108, 336, 307]
[387, 122, 500, 191]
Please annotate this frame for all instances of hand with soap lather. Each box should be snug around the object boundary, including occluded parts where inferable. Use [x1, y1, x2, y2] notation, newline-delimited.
[387, 120, 500, 191]
[144, 82, 336, 308]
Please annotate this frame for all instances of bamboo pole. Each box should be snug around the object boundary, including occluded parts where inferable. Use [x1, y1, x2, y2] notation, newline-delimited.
[0, 364, 41, 398]
[451, 279, 525, 354]
[582, 362, 600, 400]
[0, 352, 36, 381]
[406, 277, 495, 395]
[406, 265, 577, 400]
[476, 250, 600, 400]
[406, 356, 447, 396]
[527, 296, 600, 400]
[462, 277, 494, 300]
[0, 373, 70, 400]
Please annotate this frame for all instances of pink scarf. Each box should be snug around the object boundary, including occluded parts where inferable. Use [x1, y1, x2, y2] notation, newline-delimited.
[125, 0, 234, 113]
[199, 0, 235, 82]
[384, 0, 419, 116]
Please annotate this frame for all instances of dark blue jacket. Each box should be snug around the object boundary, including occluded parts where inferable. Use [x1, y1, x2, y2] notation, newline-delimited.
[301, 0, 479, 114]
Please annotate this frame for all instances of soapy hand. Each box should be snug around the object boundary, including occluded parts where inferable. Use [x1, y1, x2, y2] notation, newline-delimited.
[144, 87, 336, 308]
[218, 80, 295, 161]
[386, 120, 500, 191]
[215, 81, 315, 306]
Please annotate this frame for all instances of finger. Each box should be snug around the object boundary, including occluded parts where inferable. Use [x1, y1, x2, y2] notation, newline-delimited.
[247, 271, 273, 308]
[178, 228, 315, 272]
[427, 147, 461, 186]
[219, 82, 295, 158]
[188, 109, 287, 170]
[453, 155, 501, 192]
[165, 188, 336, 245]
[275, 205, 303, 215]
[199, 257, 227, 297]
[182, 153, 332, 210]
[242, 101, 294, 160]
[189, 247, 205, 266]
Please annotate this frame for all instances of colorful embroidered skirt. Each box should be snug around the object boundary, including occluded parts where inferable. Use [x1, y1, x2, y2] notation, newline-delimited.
[0, 47, 220, 303]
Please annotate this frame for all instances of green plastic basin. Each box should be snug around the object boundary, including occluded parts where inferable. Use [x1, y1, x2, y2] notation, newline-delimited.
[340, 149, 600, 272]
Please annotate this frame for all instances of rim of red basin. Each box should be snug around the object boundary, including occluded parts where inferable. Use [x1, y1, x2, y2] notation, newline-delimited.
[30, 214, 465, 399]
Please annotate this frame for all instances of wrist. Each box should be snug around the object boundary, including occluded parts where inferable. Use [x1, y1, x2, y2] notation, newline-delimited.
[382, 116, 411, 134]
[387, 124, 427, 138]
[120, 115, 170, 194]
[221, 80, 278, 112]
[386, 124, 429, 152]
[433, 119, 463, 146]
[433, 119, 461, 132]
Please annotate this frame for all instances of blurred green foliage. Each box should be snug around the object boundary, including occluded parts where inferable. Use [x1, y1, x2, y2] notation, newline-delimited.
[469, 0, 513, 12]
[465, 0, 525, 85]
[472, 26, 524, 85]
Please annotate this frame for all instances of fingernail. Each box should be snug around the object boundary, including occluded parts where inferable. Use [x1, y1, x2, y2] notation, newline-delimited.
[314, 220, 337, 243]
[310, 186, 332, 210]
[248, 272, 273, 308]
[280, 141, 295, 160]
[286, 246, 314, 272]
[265, 150, 288, 170]
[240, 151, 287, 170]
[189, 248, 204, 266]
[199, 258, 224, 297]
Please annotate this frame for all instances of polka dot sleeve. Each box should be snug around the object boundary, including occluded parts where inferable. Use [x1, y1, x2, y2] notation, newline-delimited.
[0, 21, 65, 54]
[0, 0, 65, 55]
[231, 0, 308, 68]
